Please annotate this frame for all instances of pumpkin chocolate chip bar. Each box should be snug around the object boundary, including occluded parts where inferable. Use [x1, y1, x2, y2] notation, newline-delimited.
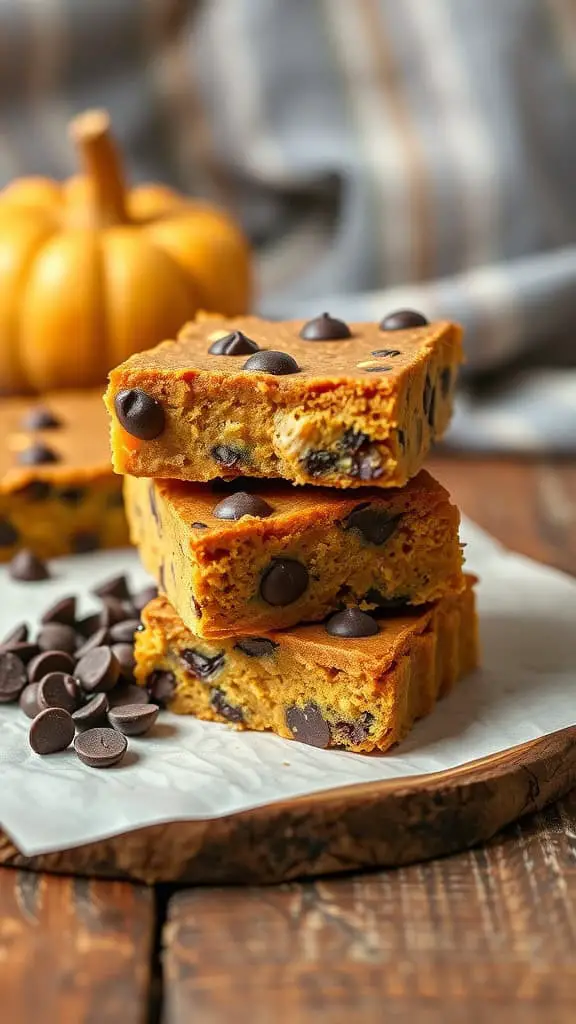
[124, 469, 464, 638]
[134, 577, 478, 754]
[105, 312, 462, 489]
[0, 391, 128, 561]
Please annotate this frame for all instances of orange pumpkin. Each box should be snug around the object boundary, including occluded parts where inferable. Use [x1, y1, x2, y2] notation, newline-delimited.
[0, 110, 252, 393]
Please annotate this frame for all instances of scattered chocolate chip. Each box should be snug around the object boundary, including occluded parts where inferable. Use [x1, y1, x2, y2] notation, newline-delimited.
[303, 450, 338, 478]
[29, 707, 75, 755]
[260, 558, 309, 606]
[74, 727, 127, 768]
[362, 365, 392, 373]
[72, 694, 109, 731]
[114, 389, 165, 440]
[0, 651, 28, 702]
[211, 444, 245, 469]
[75, 647, 121, 694]
[339, 428, 370, 455]
[40, 596, 77, 627]
[234, 638, 279, 658]
[145, 670, 176, 707]
[209, 330, 260, 355]
[286, 704, 330, 748]
[181, 647, 225, 681]
[17, 442, 59, 466]
[210, 688, 244, 723]
[21, 406, 62, 430]
[326, 608, 380, 638]
[379, 309, 428, 331]
[111, 642, 136, 679]
[0, 518, 19, 547]
[9, 549, 50, 581]
[19, 683, 41, 719]
[72, 532, 100, 554]
[333, 712, 375, 746]
[344, 504, 401, 546]
[28, 649, 75, 683]
[109, 703, 159, 736]
[371, 349, 401, 358]
[191, 521, 208, 530]
[76, 613, 104, 639]
[100, 597, 130, 627]
[299, 313, 351, 341]
[440, 366, 452, 398]
[37, 622, 77, 655]
[38, 672, 80, 713]
[108, 682, 149, 708]
[0, 641, 39, 664]
[92, 574, 131, 602]
[213, 491, 273, 521]
[17, 481, 52, 501]
[243, 351, 300, 375]
[1, 622, 28, 645]
[59, 487, 85, 505]
[132, 585, 158, 614]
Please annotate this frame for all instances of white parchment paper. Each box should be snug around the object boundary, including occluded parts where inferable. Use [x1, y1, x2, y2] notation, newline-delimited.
[0, 517, 574, 856]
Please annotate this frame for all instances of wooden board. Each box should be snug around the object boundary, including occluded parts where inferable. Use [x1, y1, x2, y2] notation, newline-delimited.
[0, 726, 574, 885]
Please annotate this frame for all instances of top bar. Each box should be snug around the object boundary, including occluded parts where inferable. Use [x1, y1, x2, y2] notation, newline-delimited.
[104, 314, 462, 489]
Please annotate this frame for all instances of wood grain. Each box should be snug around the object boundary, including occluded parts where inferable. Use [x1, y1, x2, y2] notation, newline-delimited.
[0, 872, 154, 1023]
[164, 786, 576, 1024]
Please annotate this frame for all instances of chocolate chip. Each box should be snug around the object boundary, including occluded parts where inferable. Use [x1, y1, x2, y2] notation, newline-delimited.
[72, 532, 99, 554]
[9, 550, 50, 581]
[76, 613, 104, 639]
[213, 492, 273, 521]
[74, 727, 127, 768]
[0, 641, 39, 664]
[243, 351, 300, 375]
[211, 444, 245, 469]
[108, 619, 140, 645]
[72, 694, 109, 731]
[379, 309, 428, 331]
[181, 648, 225, 681]
[114, 389, 165, 440]
[59, 487, 85, 505]
[111, 642, 135, 679]
[299, 313, 351, 341]
[1, 622, 28, 645]
[210, 688, 244, 723]
[209, 331, 259, 355]
[0, 651, 28, 702]
[303, 450, 338, 478]
[30, 707, 75, 755]
[234, 638, 279, 658]
[21, 406, 62, 430]
[17, 481, 52, 502]
[440, 366, 452, 398]
[333, 712, 375, 746]
[191, 521, 208, 530]
[100, 597, 130, 627]
[326, 608, 380, 638]
[109, 703, 159, 736]
[37, 623, 77, 655]
[19, 683, 41, 719]
[146, 670, 176, 707]
[76, 647, 121, 694]
[132, 585, 158, 614]
[17, 443, 59, 465]
[286, 704, 330, 748]
[339, 428, 370, 454]
[260, 559, 309, 606]
[0, 518, 19, 547]
[108, 682, 149, 708]
[92, 574, 131, 602]
[344, 504, 401, 546]
[38, 672, 80, 713]
[28, 649, 75, 683]
[371, 349, 401, 358]
[40, 596, 77, 627]
[362, 365, 392, 373]
[75, 628, 110, 659]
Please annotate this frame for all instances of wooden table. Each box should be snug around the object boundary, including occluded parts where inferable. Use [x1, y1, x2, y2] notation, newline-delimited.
[1, 456, 575, 1024]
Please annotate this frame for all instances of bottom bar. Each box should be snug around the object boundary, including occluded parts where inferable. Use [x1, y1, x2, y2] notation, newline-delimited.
[135, 576, 478, 754]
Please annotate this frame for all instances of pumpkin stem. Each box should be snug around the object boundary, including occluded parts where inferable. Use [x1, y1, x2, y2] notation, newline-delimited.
[69, 109, 128, 225]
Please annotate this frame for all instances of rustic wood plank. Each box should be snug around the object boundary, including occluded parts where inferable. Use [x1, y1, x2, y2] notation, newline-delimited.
[164, 788, 576, 1024]
[0, 871, 155, 1024]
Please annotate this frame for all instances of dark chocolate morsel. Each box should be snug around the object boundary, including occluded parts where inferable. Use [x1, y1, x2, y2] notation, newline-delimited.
[111, 642, 136, 679]
[115, 388, 165, 440]
[0, 651, 28, 702]
[75, 646, 121, 694]
[132, 585, 158, 614]
[243, 351, 300, 375]
[108, 682, 149, 708]
[72, 694, 110, 731]
[72, 532, 100, 554]
[379, 309, 429, 331]
[29, 707, 75, 755]
[109, 619, 140, 644]
[303, 450, 338, 478]
[19, 682, 41, 719]
[9, 549, 50, 581]
[92, 574, 131, 602]
[38, 672, 80, 713]
[371, 349, 401, 358]
[332, 711, 375, 746]
[325, 608, 380, 638]
[210, 688, 244, 723]
[181, 648, 225, 681]
[234, 638, 279, 658]
[75, 627, 110, 660]
[208, 331, 259, 356]
[145, 670, 176, 707]
[28, 649, 75, 683]
[1, 622, 28, 645]
[21, 406, 62, 430]
[37, 622, 77, 655]
[0, 641, 39, 664]
[108, 703, 159, 736]
[299, 313, 351, 341]
[344, 504, 401, 546]
[74, 727, 127, 768]
[260, 558, 309, 606]
[211, 444, 245, 469]
[339, 428, 370, 455]
[286, 704, 330, 748]
[213, 491, 273, 521]
[0, 519, 19, 547]
[40, 596, 77, 627]
[17, 442, 59, 466]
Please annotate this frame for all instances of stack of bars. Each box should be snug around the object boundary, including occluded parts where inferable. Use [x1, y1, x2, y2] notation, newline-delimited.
[104, 311, 479, 753]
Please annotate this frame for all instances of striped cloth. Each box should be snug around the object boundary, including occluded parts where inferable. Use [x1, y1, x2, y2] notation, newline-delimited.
[1, 0, 575, 450]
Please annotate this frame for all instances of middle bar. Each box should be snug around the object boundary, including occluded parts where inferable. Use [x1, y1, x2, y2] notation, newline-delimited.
[125, 470, 464, 639]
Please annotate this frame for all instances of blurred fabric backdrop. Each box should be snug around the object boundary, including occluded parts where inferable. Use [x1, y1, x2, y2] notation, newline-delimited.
[0, 0, 575, 450]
